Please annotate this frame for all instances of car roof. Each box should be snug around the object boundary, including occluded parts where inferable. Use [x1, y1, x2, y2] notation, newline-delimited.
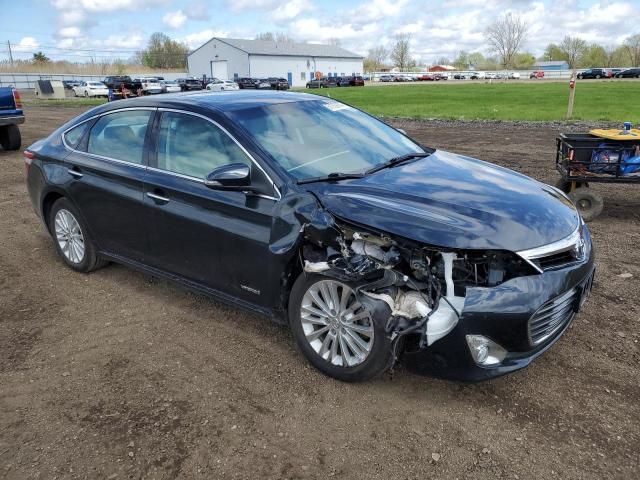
[92, 90, 321, 114]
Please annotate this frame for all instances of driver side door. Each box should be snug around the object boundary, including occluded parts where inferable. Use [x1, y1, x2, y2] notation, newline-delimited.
[144, 109, 278, 306]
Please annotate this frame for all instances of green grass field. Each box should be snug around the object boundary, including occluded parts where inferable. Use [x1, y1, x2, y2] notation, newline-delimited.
[299, 81, 640, 122]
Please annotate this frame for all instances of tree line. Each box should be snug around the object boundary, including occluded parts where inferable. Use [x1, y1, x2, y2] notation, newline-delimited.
[365, 14, 640, 71]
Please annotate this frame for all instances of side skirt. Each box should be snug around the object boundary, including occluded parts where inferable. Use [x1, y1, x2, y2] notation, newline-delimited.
[99, 251, 287, 324]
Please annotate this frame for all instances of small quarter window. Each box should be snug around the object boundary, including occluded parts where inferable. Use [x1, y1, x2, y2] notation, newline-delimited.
[64, 122, 90, 149]
[156, 112, 250, 179]
[87, 110, 152, 164]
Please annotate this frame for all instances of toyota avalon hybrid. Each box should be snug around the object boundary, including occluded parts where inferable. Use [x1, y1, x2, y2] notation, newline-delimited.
[24, 91, 595, 382]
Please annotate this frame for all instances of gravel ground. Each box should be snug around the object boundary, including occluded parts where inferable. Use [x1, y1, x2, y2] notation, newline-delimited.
[1, 106, 638, 480]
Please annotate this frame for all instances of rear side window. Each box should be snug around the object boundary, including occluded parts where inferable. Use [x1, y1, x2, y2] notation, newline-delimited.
[87, 110, 152, 164]
[64, 122, 91, 149]
[156, 112, 249, 179]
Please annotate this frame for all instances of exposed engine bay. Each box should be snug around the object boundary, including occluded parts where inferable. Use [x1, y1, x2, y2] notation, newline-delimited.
[300, 210, 535, 362]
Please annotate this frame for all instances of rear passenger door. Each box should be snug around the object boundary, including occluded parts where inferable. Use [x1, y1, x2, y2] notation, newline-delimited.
[144, 109, 277, 304]
[64, 108, 154, 261]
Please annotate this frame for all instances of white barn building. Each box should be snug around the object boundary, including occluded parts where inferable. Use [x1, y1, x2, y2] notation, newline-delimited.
[187, 38, 364, 88]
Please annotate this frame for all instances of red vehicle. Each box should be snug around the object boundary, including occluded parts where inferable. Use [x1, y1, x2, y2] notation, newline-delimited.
[417, 74, 435, 81]
[529, 70, 545, 79]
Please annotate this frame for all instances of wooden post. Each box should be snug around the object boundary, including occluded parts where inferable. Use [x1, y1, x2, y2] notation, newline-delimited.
[566, 70, 577, 119]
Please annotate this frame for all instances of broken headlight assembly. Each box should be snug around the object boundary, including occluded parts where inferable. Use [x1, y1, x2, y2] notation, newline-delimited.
[301, 219, 538, 363]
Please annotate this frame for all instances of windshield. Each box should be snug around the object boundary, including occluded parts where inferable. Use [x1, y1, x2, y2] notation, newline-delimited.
[230, 100, 424, 180]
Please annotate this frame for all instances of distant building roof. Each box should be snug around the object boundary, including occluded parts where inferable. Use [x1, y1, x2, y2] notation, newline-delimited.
[429, 65, 456, 72]
[535, 61, 569, 67]
[190, 37, 363, 59]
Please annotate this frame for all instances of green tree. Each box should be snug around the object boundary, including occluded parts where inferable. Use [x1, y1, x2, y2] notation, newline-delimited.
[32, 51, 50, 63]
[624, 34, 640, 66]
[467, 52, 485, 69]
[580, 44, 607, 67]
[140, 32, 188, 69]
[513, 52, 535, 69]
[542, 43, 564, 61]
[364, 45, 388, 72]
[453, 51, 469, 69]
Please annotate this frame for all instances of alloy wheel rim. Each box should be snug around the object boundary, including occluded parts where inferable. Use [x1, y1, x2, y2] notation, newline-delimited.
[54, 209, 85, 264]
[300, 280, 374, 367]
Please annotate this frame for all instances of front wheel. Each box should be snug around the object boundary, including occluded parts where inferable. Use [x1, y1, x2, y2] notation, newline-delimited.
[288, 274, 392, 382]
[49, 198, 107, 272]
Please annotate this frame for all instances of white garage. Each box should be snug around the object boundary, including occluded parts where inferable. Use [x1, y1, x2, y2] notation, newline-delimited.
[187, 37, 364, 88]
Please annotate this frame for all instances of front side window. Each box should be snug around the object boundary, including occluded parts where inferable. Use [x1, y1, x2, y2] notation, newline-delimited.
[87, 110, 152, 164]
[229, 100, 423, 180]
[156, 112, 250, 179]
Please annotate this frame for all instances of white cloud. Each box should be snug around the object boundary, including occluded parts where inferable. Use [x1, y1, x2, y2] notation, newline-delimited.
[52, 0, 168, 12]
[58, 26, 83, 38]
[271, 0, 313, 21]
[13, 37, 39, 52]
[163, 10, 188, 29]
[180, 29, 229, 50]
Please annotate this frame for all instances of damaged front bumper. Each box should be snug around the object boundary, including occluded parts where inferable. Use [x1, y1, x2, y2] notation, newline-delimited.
[402, 252, 595, 382]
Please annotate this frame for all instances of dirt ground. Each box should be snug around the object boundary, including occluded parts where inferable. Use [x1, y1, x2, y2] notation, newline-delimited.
[1, 106, 638, 480]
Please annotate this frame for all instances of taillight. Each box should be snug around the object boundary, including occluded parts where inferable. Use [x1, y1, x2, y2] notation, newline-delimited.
[24, 150, 35, 175]
[13, 89, 22, 109]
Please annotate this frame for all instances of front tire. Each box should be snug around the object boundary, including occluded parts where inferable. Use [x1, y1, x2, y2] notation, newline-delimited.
[0, 125, 21, 151]
[49, 198, 107, 272]
[288, 274, 392, 382]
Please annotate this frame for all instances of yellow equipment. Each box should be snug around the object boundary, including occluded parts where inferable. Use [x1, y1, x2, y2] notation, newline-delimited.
[589, 128, 640, 140]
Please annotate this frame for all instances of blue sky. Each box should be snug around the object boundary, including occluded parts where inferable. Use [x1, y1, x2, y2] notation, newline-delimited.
[1, 0, 638, 63]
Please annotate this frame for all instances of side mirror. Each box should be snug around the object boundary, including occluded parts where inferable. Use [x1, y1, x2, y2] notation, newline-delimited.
[204, 163, 253, 191]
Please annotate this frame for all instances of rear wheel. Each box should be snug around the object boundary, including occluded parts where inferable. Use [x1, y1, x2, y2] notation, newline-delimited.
[49, 198, 107, 272]
[288, 274, 392, 382]
[568, 188, 603, 222]
[0, 125, 21, 151]
[555, 178, 589, 193]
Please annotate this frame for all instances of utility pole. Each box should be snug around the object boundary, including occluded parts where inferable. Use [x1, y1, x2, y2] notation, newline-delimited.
[566, 70, 577, 119]
[7, 40, 14, 66]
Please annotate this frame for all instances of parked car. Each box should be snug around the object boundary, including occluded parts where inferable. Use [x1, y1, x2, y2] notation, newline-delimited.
[577, 68, 607, 79]
[336, 76, 363, 87]
[615, 68, 640, 78]
[509, 72, 521, 79]
[24, 91, 595, 382]
[177, 78, 204, 91]
[237, 78, 259, 89]
[268, 78, 290, 90]
[102, 76, 142, 96]
[417, 74, 435, 81]
[159, 80, 181, 93]
[135, 78, 163, 95]
[530, 70, 545, 79]
[306, 78, 329, 89]
[609, 68, 624, 77]
[62, 80, 81, 90]
[433, 73, 449, 81]
[379, 75, 393, 82]
[0, 87, 23, 150]
[256, 79, 272, 89]
[206, 79, 240, 91]
[73, 81, 109, 98]
[470, 72, 486, 80]
[453, 73, 466, 80]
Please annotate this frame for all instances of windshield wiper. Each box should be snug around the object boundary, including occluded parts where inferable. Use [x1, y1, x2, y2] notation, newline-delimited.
[366, 152, 432, 175]
[297, 172, 365, 185]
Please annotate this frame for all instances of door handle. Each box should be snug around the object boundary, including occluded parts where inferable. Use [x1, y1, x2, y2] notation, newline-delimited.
[67, 168, 83, 179]
[146, 191, 170, 203]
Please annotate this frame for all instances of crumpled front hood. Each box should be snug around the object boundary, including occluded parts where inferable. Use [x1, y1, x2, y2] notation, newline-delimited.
[304, 150, 579, 252]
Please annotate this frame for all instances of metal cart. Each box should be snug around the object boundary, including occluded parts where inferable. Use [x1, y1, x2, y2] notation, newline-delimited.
[555, 132, 640, 221]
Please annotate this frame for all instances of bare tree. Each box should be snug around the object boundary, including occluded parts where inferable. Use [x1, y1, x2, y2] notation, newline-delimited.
[390, 34, 413, 71]
[327, 38, 342, 47]
[485, 13, 528, 68]
[559, 35, 588, 69]
[624, 34, 640, 66]
[255, 32, 295, 43]
[364, 45, 388, 71]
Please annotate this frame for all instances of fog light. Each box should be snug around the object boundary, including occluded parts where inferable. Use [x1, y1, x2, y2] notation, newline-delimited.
[466, 335, 507, 366]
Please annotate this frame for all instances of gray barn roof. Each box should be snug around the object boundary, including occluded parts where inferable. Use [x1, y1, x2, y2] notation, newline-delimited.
[190, 37, 364, 59]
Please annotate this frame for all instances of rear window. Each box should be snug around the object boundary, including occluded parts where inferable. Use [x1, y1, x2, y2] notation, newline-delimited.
[64, 122, 91, 149]
[87, 110, 152, 164]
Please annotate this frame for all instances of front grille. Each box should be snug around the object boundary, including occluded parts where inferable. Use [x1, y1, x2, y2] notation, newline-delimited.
[528, 288, 579, 346]
[534, 249, 578, 271]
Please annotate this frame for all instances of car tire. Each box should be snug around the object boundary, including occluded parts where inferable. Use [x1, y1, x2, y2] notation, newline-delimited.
[84, 91, 88, 97]
[288, 273, 393, 382]
[0, 125, 21, 151]
[568, 188, 603, 222]
[48, 198, 107, 273]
